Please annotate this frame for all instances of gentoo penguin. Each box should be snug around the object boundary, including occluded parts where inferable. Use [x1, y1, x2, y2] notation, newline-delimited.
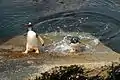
[65, 36, 85, 53]
[69, 36, 81, 53]
[23, 22, 44, 54]
[64, 36, 80, 44]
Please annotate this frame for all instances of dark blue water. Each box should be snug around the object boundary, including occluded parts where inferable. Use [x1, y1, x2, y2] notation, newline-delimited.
[1, 0, 120, 52]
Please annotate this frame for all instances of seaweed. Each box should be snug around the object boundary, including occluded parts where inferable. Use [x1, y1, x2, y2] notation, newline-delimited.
[33, 63, 120, 80]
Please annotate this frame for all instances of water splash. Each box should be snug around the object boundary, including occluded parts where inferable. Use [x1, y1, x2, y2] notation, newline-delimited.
[44, 32, 100, 54]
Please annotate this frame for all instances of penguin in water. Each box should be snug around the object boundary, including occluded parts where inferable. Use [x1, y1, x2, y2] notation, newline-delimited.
[64, 36, 80, 44]
[65, 36, 85, 53]
[23, 22, 44, 54]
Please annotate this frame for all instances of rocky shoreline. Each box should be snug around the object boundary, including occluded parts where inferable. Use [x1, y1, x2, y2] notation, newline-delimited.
[0, 35, 120, 80]
[33, 62, 120, 80]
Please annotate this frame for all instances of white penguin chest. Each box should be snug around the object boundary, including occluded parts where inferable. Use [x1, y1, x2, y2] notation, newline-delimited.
[27, 31, 38, 46]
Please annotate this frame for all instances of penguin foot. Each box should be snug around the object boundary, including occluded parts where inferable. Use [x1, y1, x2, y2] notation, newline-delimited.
[35, 50, 39, 54]
[22, 51, 28, 54]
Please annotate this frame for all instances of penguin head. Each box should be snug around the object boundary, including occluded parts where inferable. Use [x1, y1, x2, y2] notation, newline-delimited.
[27, 22, 32, 27]
[28, 22, 31, 25]
[25, 22, 33, 31]
[70, 36, 80, 44]
[64, 36, 80, 44]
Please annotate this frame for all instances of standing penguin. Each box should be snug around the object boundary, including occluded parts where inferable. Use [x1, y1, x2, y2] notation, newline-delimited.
[23, 22, 44, 54]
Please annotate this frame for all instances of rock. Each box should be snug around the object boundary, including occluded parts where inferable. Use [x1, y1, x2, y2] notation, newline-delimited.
[12, 46, 24, 52]
[0, 45, 13, 50]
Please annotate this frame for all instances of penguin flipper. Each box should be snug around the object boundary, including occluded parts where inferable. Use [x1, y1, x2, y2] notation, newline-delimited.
[36, 34, 44, 45]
